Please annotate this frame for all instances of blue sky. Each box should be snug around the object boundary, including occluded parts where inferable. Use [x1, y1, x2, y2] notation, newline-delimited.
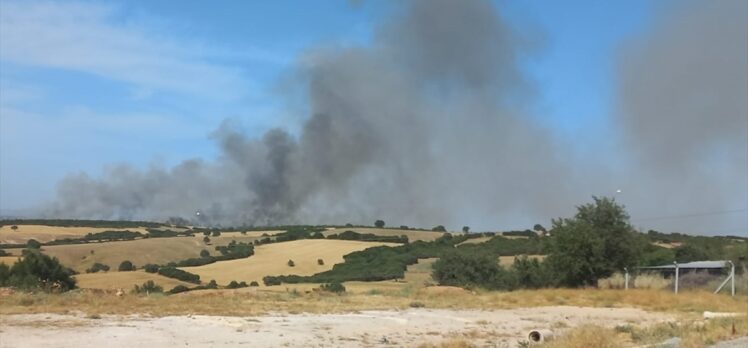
[1, 0, 656, 214]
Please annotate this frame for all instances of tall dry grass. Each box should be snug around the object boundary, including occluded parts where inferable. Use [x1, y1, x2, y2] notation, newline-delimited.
[541, 325, 622, 348]
[598, 272, 671, 290]
[2, 287, 746, 317]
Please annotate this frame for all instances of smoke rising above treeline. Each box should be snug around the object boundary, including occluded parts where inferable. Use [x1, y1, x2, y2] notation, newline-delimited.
[45, 0, 747, 234]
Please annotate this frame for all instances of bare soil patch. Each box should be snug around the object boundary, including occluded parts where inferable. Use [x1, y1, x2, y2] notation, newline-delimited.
[0, 306, 672, 348]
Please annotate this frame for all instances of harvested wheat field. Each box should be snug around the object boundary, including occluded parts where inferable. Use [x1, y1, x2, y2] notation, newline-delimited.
[179, 239, 397, 286]
[323, 227, 445, 242]
[40, 234, 269, 273]
[0, 225, 153, 244]
[74, 270, 194, 290]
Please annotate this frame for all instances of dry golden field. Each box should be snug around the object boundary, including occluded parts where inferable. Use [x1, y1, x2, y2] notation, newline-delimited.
[177, 239, 397, 286]
[74, 270, 194, 290]
[0, 256, 20, 266]
[0, 225, 154, 244]
[39, 233, 274, 273]
[322, 227, 446, 242]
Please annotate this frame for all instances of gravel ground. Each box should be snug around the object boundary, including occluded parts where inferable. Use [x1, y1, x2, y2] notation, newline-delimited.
[0, 306, 672, 348]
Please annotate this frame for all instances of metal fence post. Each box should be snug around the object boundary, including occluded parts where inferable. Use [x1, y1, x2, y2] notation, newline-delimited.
[674, 262, 679, 294]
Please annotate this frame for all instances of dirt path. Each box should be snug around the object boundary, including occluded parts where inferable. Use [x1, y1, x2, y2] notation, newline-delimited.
[0, 306, 671, 347]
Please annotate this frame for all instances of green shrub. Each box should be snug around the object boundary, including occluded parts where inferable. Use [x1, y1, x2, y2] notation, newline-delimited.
[200, 249, 210, 258]
[26, 239, 41, 249]
[143, 264, 160, 273]
[118, 260, 136, 271]
[157, 267, 200, 284]
[545, 197, 642, 287]
[263, 276, 281, 286]
[249, 281, 259, 287]
[320, 281, 346, 294]
[226, 280, 248, 289]
[432, 251, 517, 290]
[168, 285, 190, 294]
[317, 259, 324, 265]
[133, 280, 163, 294]
[85, 263, 110, 273]
[0, 249, 10, 256]
[0, 250, 76, 291]
[287, 260, 295, 267]
[211, 231, 221, 237]
[432, 225, 447, 232]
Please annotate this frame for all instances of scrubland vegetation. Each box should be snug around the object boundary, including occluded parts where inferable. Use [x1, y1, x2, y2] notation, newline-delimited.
[1, 197, 746, 346]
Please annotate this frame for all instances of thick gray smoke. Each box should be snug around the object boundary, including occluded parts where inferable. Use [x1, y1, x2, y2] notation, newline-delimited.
[47, 0, 747, 234]
[614, 0, 748, 234]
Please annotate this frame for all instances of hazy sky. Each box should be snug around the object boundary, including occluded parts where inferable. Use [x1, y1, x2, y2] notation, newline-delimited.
[1, 0, 746, 235]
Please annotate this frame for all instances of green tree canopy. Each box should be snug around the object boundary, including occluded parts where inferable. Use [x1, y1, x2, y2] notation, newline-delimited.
[0, 250, 76, 291]
[545, 196, 643, 287]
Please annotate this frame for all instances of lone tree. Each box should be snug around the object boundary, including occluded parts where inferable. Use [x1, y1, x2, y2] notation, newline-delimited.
[203, 236, 211, 244]
[200, 249, 210, 258]
[462, 226, 470, 233]
[374, 220, 385, 228]
[10, 225, 18, 231]
[287, 260, 295, 267]
[432, 225, 447, 232]
[545, 196, 643, 287]
[26, 239, 41, 249]
[118, 260, 136, 272]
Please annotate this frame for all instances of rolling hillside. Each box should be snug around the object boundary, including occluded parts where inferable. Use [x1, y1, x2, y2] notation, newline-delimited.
[179, 239, 398, 286]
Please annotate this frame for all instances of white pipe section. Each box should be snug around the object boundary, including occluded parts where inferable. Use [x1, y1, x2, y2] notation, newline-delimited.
[527, 329, 554, 342]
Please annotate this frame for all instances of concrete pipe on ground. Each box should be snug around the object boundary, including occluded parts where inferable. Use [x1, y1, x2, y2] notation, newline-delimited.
[527, 329, 554, 342]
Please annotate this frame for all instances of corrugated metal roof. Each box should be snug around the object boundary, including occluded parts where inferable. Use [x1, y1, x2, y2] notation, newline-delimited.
[638, 260, 730, 269]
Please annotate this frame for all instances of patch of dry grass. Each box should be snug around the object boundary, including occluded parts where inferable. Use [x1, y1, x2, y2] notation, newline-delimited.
[0, 256, 21, 266]
[40, 233, 270, 273]
[622, 316, 747, 348]
[540, 325, 622, 348]
[2, 287, 745, 319]
[598, 272, 671, 290]
[0, 225, 152, 244]
[179, 239, 398, 286]
[416, 339, 475, 348]
[74, 270, 194, 290]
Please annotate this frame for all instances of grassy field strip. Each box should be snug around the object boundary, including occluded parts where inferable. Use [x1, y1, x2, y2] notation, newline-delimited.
[322, 227, 446, 242]
[0, 256, 21, 266]
[0, 225, 154, 244]
[74, 270, 194, 290]
[40, 234, 272, 273]
[179, 239, 399, 286]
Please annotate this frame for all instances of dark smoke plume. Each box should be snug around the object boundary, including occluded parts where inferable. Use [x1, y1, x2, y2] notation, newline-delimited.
[614, 0, 747, 234]
[47, 0, 747, 234]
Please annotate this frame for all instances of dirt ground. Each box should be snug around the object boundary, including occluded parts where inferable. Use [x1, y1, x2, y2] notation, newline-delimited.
[0, 306, 672, 348]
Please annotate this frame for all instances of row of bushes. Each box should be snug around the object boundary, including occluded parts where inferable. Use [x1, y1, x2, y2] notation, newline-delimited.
[165, 241, 255, 268]
[327, 231, 408, 243]
[145, 229, 194, 238]
[0, 219, 163, 228]
[157, 267, 201, 284]
[46, 230, 145, 246]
